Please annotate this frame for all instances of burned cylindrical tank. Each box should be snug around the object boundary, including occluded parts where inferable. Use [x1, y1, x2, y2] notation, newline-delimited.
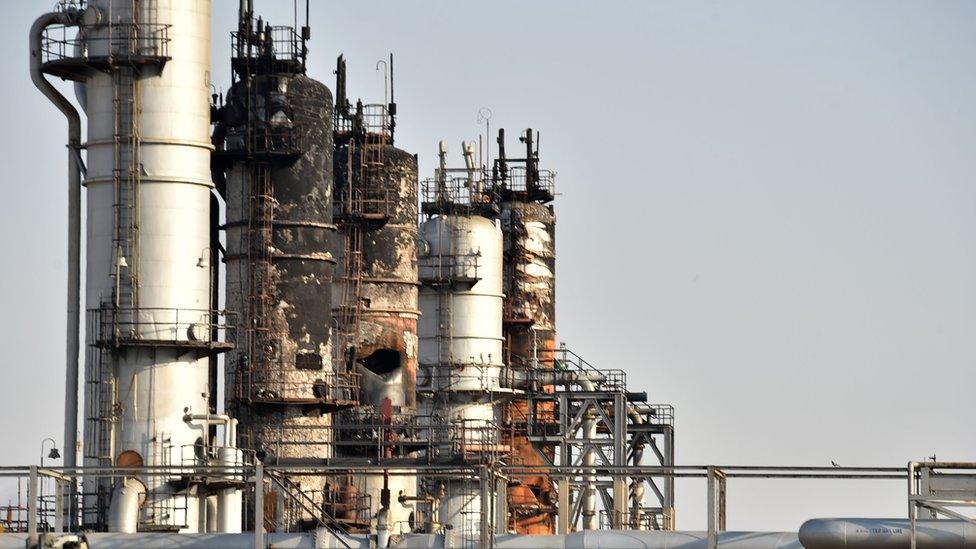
[502, 199, 558, 534]
[219, 73, 339, 465]
[333, 145, 420, 410]
[331, 143, 420, 534]
[497, 148, 558, 534]
[501, 200, 556, 371]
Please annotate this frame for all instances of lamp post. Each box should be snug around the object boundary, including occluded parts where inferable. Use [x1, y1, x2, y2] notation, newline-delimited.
[40, 437, 60, 467]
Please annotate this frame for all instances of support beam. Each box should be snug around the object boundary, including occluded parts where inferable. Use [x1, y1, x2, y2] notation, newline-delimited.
[707, 466, 727, 549]
[28, 466, 38, 548]
[558, 476, 570, 534]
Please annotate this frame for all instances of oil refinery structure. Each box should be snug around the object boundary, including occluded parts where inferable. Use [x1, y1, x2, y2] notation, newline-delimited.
[6, 0, 975, 547]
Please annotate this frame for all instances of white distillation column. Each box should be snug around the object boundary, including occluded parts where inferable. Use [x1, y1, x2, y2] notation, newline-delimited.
[79, 0, 235, 532]
[419, 213, 504, 536]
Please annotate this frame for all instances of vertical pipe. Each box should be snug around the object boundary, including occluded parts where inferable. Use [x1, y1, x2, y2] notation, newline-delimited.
[254, 462, 264, 549]
[30, 10, 83, 532]
[209, 193, 221, 416]
[581, 411, 596, 530]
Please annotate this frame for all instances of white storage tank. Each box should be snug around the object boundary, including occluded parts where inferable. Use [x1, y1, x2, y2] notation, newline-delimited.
[418, 214, 504, 535]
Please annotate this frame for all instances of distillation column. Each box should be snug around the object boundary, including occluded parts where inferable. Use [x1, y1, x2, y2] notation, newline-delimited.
[333, 142, 421, 533]
[498, 129, 558, 533]
[214, 13, 342, 528]
[419, 208, 505, 536]
[75, 0, 230, 531]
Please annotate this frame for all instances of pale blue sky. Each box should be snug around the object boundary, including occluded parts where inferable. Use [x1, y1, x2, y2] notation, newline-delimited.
[3, 0, 975, 532]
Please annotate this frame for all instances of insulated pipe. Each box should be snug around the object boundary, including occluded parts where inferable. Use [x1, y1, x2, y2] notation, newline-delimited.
[0, 532, 372, 548]
[183, 413, 237, 448]
[394, 531, 802, 548]
[581, 411, 597, 531]
[184, 414, 242, 533]
[800, 518, 976, 548]
[107, 477, 147, 533]
[627, 407, 646, 529]
[0, 530, 802, 549]
[217, 487, 242, 534]
[377, 506, 391, 548]
[30, 8, 83, 531]
[576, 376, 597, 531]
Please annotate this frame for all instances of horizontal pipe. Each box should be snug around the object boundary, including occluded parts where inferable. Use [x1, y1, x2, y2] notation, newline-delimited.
[184, 413, 237, 448]
[800, 518, 976, 548]
[395, 531, 802, 548]
[0, 530, 801, 549]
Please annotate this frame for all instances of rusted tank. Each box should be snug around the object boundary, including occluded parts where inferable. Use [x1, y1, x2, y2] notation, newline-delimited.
[334, 145, 420, 409]
[332, 143, 420, 534]
[501, 200, 556, 372]
[497, 135, 558, 533]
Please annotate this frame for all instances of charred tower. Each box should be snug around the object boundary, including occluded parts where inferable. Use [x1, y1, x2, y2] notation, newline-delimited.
[331, 55, 421, 533]
[214, 6, 355, 522]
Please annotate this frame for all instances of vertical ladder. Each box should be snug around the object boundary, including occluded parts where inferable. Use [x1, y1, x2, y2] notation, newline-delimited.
[243, 162, 276, 401]
[111, 67, 140, 317]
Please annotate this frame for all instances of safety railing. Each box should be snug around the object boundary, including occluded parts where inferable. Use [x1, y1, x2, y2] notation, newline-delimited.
[244, 371, 360, 409]
[87, 306, 236, 350]
[0, 463, 914, 541]
[219, 122, 303, 158]
[421, 175, 499, 215]
[419, 251, 481, 286]
[334, 185, 395, 221]
[493, 166, 555, 202]
[553, 346, 628, 392]
[232, 26, 304, 63]
[41, 22, 171, 67]
[334, 103, 392, 138]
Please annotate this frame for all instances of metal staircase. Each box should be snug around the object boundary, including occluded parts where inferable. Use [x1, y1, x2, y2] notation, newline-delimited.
[521, 346, 676, 531]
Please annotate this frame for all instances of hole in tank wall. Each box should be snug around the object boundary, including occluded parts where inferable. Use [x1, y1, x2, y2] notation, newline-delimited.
[360, 348, 402, 376]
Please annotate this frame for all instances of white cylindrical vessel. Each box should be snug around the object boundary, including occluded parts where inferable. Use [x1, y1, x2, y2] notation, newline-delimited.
[419, 215, 505, 391]
[418, 214, 504, 535]
[80, 0, 217, 532]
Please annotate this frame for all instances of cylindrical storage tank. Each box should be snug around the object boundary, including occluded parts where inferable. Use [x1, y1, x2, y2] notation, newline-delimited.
[418, 215, 505, 391]
[500, 200, 557, 534]
[80, 0, 215, 531]
[220, 72, 336, 523]
[333, 146, 419, 409]
[418, 214, 504, 535]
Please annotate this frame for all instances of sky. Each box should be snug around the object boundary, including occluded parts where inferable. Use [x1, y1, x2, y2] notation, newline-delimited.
[2, 0, 975, 533]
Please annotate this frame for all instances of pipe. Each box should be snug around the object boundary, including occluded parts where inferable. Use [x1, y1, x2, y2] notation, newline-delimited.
[581, 409, 597, 531]
[0, 532, 372, 549]
[627, 407, 646, 529]
[184, 413, 237, 448]
[0, 530, 802, 549]
[205, 495, 218, 533]
[217, 488, 242, 534]
[800, 518, 976, 548]
[107, 477, 147, 533]
[216, 446, 243, 533]
[376, 506, 391, 548]
[393, 531, 802, 548]
[30, 8, 83, 531]
[184, 415, 242, 533]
